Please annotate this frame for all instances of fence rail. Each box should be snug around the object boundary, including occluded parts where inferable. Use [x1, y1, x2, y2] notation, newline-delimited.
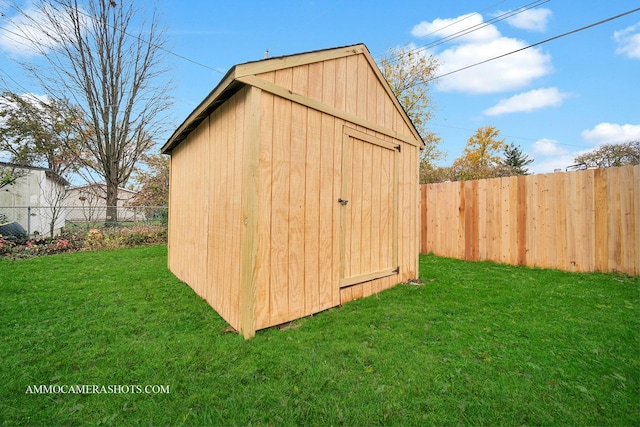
[421, 165, 639, 275]
[0, 205, 167, 238]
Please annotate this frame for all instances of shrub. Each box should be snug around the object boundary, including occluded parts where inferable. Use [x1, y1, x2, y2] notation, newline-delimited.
[0, 225, 166, 259]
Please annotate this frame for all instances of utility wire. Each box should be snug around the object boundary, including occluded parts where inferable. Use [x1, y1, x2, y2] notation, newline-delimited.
[431, 122, 593, 149]
[386, 0, 550, 64]
[428, 6, 640, 82]
[411, 0, 511, 40]
[20, 0, 227, 75]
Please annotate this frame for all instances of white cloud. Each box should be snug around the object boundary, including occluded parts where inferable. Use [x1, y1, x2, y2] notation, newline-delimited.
[502, 8, 552, 32]
[411, 13, 552, 94]
[532, 138, 568, 156]
[528, 138, 592, 174]
[0, 4, 78, 57]
[484, 87, 569, 115]
[528, 153, 581, 174]
[614, 22, 640, 59]
[412, 13, 500, 43]
[581, 123, 640, 144]
[528, 123, 640, 174]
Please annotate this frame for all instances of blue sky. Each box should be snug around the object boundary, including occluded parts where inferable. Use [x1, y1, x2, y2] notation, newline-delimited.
[1, 0, 639, 174]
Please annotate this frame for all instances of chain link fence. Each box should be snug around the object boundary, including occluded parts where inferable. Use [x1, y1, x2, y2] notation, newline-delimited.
[0, 206, 167, 238]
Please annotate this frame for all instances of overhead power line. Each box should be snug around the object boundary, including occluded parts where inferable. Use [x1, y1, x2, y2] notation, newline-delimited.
[428, 6, 640, 82]
[1, 0, 226, 75]
[388, 0, 550, 65]
[430, 122, 593, 149]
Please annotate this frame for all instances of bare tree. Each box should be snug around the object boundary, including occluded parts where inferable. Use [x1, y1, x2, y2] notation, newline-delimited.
[39, 171, 68, 238]
[6, 0, 172, 224]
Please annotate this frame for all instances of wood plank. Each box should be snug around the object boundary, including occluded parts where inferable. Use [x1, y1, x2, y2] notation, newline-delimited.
[566, 171, 579, 271]
[582, 169, 596, 272]
[516, 175, 527, 266]
[255, 87, 274, 329]
[392, 141, 399, 270]
[633, 165, 640, 276]
[344, 127, 400, 151]
[420, 185, 427, 253]
[361, 135, 373, 276]
[471, 180, 480, 261]
[371, 145, 382, 272]
[618, 166, 635, 275]
[318, 112, 335, 311]
[315, 59, 335, 312]
[554, 173, 568, 271]
[607, 167, 622, 272]
[221, 98, 234, 322]
[209, 114, 223, 312]
[288, 66, 308, 320]
[379, 144, 392, 276]
[340, 268, 399, 288]
[356, 54, 368, 125]
[305, 63, 322, 315]
[594, 168, 608, 272]
[351, 135, 363, 277]
[235, 44, 366, 78]
[500, 177, 510, 264]
[537, 174, 548, 268]
[269, 68, 293, 325]
[507, 176, 518, 266]
[332, 61, 346, 307]
[339, 130, 350, 283]
[477, 179, 487, 260]
[229, 94, 245, 328]
[488, 178, 500, 263]
[239, 86, 260, 339]
[366, 55, 377, 123]
[414, 150, 421, 277]
[543, 173, 556, 269]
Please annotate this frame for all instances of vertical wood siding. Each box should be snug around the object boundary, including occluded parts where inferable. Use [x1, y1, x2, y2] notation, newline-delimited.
[169, 88, 250, 329]
[420, 165, 639, 275]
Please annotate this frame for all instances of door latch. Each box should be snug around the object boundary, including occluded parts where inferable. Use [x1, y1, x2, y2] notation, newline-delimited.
[338, 198, 348, 206]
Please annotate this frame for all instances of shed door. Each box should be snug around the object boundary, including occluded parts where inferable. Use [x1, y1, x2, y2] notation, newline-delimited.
[339, 127, 399, 288]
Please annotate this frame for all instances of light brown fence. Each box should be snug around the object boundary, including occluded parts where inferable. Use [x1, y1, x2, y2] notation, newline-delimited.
[420, 165, 639, 275]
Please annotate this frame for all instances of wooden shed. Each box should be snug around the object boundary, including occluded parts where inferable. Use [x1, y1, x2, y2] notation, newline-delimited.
[161, 44, 423, 338]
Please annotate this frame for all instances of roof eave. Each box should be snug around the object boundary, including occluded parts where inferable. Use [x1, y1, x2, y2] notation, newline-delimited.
[160, 67, 242, 154]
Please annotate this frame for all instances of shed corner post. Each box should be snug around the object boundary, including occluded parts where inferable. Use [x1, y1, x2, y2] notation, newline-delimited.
[239, 85, 262, 339]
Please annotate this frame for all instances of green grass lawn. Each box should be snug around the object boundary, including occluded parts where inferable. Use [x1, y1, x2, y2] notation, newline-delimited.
[1, 247, 638, 426]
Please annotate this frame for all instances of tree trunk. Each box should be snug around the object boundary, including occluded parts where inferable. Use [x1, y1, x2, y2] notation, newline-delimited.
[105, 182, 119, 227]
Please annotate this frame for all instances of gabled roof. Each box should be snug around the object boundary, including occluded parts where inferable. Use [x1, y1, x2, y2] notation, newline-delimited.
[67, 183, 138, 195]
[161, 43, 423, 154]
[0, 161, 70, 186]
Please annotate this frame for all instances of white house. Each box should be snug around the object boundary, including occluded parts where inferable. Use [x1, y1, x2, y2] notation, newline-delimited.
[0, 162, 69, 237]
[64, 183, 140, 223]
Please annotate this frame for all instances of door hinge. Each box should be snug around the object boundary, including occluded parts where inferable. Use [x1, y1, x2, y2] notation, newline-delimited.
[393, 266, 400, 274]
[395, 144, 401, 152]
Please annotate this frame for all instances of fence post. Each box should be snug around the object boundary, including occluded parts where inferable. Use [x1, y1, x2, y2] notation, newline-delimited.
[27, 206, 31, 236]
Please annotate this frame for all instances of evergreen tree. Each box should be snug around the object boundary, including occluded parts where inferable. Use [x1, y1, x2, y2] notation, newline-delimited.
[502, 143, 533, 175]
